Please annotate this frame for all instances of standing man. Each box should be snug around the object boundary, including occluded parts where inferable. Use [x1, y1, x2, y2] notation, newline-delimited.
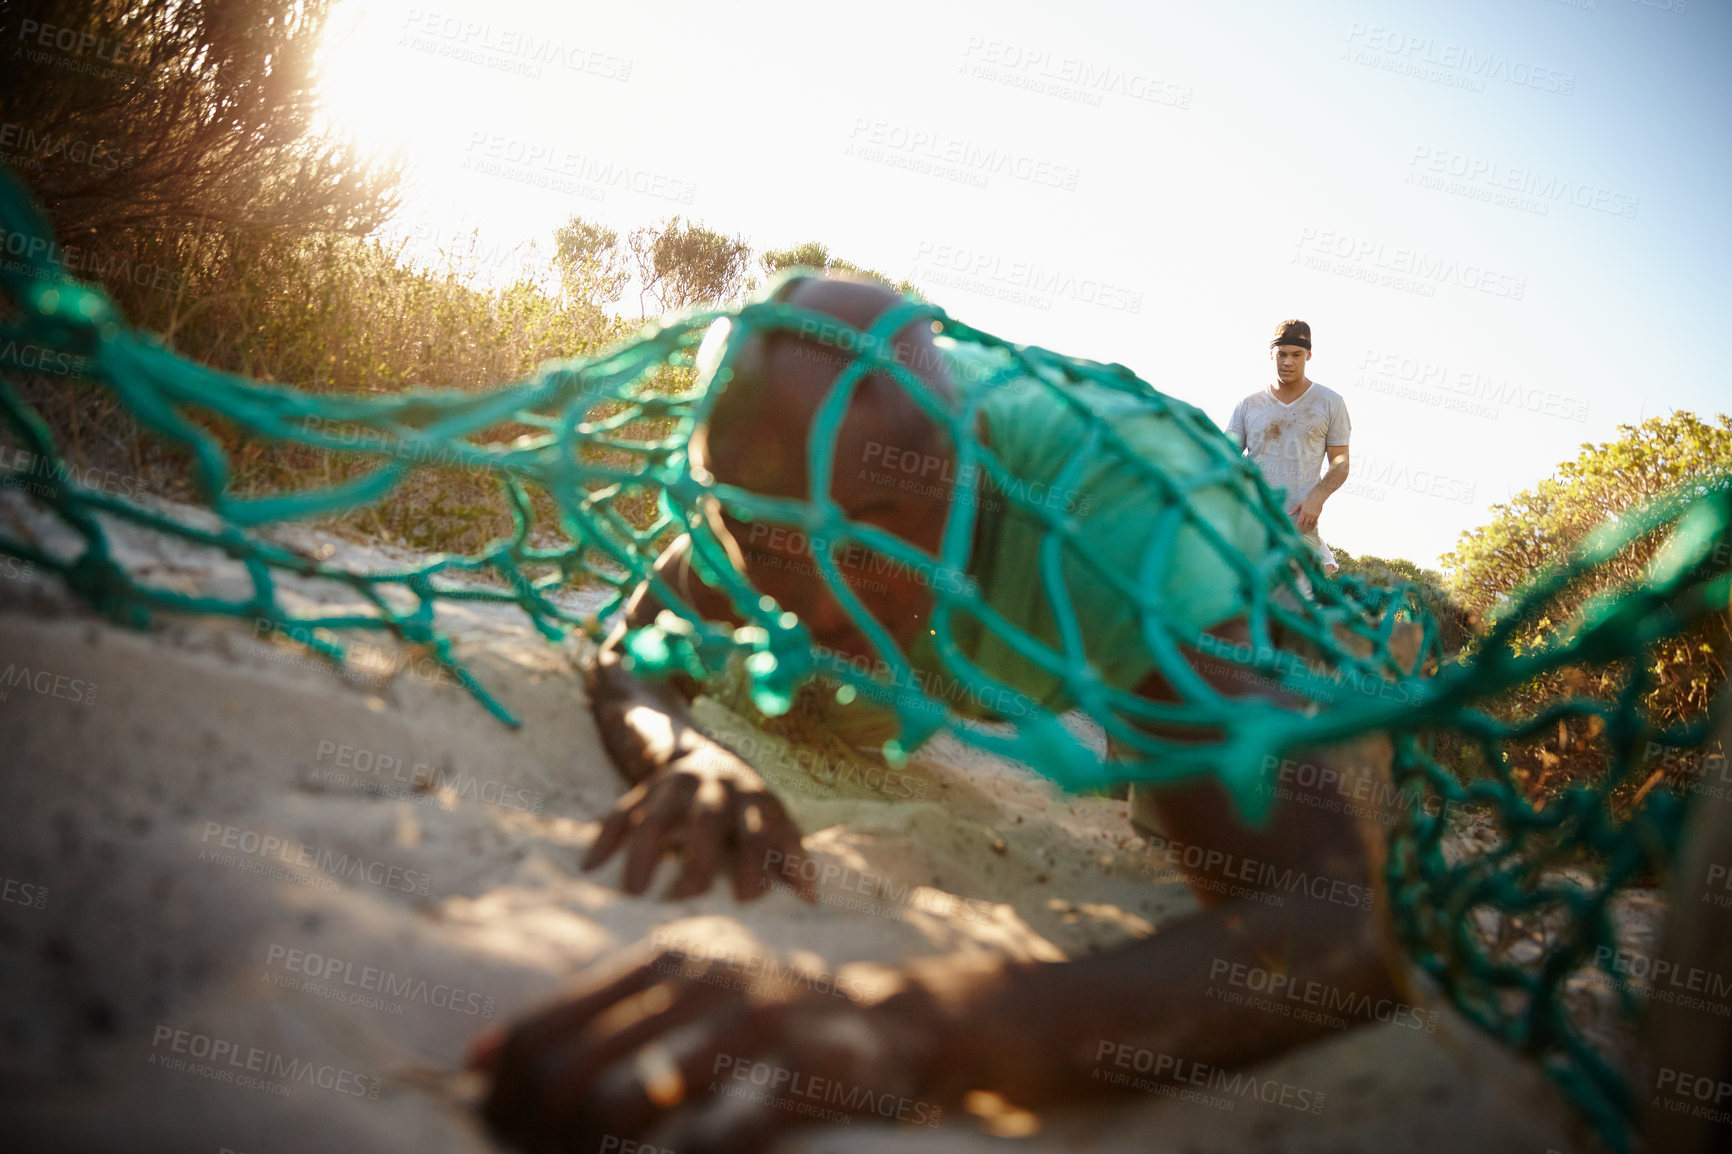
[1227, 319, 1350, 575]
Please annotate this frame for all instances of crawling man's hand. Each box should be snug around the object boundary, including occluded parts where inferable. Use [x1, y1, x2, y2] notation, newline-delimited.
[584, 649, 816, 903]
[472, 946, 950, 1154]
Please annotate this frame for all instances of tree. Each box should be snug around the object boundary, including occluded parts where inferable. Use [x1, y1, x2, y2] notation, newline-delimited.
[759, 241, 836, 277]
[758, 241, 919, 296]
[1444, 413, 1732, 615]
[0, 0, 400, 244]
[627, 217, 752, 316]
[552, 216, 629, 311]
[1441, 411, 1731, 749]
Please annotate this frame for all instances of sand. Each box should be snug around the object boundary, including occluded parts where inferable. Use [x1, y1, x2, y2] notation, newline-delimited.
[0, 492, 1604, 1153]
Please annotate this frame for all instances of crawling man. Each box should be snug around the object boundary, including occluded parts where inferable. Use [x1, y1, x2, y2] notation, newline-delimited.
[473, 274, 1411, 1153]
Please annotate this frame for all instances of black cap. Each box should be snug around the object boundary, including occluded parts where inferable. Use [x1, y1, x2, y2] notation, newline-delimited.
[1270, 319, 1312, 350]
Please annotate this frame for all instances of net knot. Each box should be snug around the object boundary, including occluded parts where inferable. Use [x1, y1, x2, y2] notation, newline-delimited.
[29, 282, 118, 349]
[64, 551, 145, 626]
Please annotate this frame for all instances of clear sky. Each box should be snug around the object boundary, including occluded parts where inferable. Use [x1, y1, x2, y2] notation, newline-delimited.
[313, 0, 1729, 570]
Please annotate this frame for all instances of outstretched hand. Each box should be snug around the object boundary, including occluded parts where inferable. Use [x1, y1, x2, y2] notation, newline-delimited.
[472, 948, 948, 1154]
[585, 650, 815, 902]
[583, 748, 816, 902]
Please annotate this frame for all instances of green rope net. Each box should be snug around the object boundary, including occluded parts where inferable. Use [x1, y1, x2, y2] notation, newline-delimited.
[1, 171, 1725, 1152]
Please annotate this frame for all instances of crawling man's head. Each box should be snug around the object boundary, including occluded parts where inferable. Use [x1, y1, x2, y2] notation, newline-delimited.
[695, 275, 962, 659]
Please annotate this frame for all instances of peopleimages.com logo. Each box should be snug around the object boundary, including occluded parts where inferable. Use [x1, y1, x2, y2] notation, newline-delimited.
[1293, 228, 1525, 301]
[149, 1024, 381, 1100]
[198, 822, 430, 896]
[263, 943, 496, 1019]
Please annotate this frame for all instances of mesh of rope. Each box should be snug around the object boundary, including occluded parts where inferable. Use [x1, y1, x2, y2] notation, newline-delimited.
[1, 171, 1726, 1152]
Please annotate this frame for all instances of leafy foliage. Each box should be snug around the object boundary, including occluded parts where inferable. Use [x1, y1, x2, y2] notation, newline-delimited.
[1445, 412, 1732, 615]
[1440, 413, 1732, 792]
[1330, 547, 1472, 655]
[627, 216, 752, 315]
[553, 216, 630, 312]
[0, 0, 399, 291]
[757, 241, 918, 296]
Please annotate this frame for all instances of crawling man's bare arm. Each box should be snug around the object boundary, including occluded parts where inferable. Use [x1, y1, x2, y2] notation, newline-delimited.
[580, 538, 815, 903]
[479, 618, 1404, 1153]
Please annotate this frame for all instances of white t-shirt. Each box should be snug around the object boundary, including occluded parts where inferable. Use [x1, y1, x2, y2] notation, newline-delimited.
[1226, 381, 1350, 551]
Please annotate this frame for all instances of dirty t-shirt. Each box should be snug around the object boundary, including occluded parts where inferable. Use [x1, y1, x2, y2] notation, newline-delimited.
[901, 340, 1274, 717]
[1225, 383, 1349, 551]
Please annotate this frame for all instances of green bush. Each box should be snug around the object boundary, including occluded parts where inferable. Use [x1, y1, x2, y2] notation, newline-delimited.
[1440, 413, 1731, 795]
[1329, 548, 1472, 656]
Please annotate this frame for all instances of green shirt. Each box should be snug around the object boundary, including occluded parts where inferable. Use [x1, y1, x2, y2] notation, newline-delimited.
[914, 339, 1272, 715]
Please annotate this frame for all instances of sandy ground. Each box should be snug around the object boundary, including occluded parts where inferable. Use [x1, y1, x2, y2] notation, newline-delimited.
[0, 495, 1606, 1153]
